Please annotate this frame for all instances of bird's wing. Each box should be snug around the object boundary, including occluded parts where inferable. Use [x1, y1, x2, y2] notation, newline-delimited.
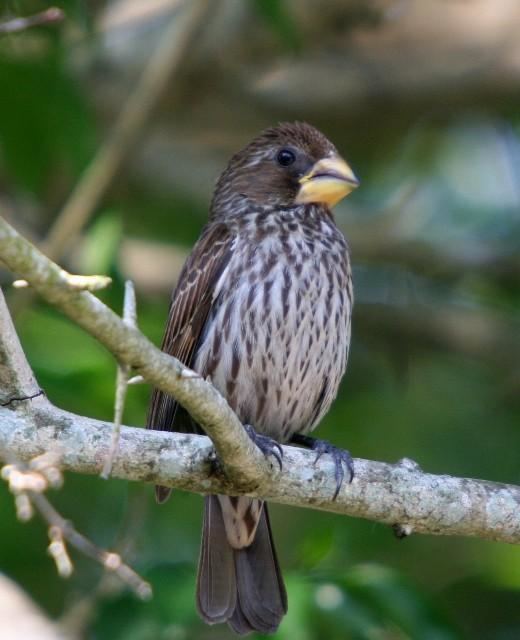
[146, 221, 234, 438]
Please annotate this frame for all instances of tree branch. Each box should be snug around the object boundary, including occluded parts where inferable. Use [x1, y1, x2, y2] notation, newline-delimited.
[0, 215, 269, 490]
[0, 285, 41, 405]
[101, 280, 137, 478]
[0, 215, 519, 546]
[1, 404, 519, 545]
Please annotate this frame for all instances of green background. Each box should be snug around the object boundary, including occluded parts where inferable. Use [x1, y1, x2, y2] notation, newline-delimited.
[1, 1, 519, 638]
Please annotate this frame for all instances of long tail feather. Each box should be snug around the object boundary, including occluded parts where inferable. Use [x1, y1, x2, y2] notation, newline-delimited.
[197, 496, 287, 635]
[197, 495, 237, 623]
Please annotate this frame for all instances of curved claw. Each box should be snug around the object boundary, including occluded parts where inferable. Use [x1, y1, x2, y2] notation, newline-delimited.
[313, 443, 354, 500]
[244, 424, 284, 470]
[291, 434, 354, 500]
[331, 448, 354, 500]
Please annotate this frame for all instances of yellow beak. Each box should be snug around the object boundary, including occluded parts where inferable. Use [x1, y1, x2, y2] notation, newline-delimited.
[295, 155, 359, 207]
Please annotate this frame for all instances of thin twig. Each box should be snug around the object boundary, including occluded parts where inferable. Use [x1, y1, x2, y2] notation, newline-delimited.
[0, 8, 64, 35]
[0, 454, 152, 599]
[32, 491, 152, 599]
[101, 281, 137, 478]
[59, 486, 150, 636]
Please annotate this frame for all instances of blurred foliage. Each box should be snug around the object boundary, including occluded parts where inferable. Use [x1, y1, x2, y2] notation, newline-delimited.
[1, 1, 520, 639]
[252, 0, 302, 52]
[0, 3, 94, 199]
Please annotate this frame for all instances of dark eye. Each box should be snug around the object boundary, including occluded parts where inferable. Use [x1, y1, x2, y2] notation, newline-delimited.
[276, 148, 296, 167]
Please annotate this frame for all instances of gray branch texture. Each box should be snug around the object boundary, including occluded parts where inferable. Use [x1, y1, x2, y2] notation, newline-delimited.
[0, 215, 519, 545]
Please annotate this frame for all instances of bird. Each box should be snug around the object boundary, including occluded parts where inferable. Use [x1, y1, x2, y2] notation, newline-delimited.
[147, 122, 359, 635]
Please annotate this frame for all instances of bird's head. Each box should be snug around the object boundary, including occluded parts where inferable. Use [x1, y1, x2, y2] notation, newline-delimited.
[211, 122, 359, 215]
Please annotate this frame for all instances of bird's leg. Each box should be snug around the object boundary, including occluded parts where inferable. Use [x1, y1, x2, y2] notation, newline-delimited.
[244, 424, 283, 470]
[290, 434, 354, 500]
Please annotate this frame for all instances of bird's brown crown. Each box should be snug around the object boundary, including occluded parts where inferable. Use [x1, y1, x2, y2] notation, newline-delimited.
[210, 122, 358, 216]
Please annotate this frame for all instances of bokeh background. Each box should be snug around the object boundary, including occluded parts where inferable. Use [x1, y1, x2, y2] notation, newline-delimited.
[1, 1, 520, 638]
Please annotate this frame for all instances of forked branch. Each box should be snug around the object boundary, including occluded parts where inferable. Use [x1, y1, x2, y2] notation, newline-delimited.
[0, 215, 519, 546]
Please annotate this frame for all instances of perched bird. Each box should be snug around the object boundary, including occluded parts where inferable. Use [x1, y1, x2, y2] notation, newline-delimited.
[147, 122, 359, 635]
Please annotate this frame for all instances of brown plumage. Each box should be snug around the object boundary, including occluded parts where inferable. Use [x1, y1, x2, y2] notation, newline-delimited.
[147, 122, 359, 634]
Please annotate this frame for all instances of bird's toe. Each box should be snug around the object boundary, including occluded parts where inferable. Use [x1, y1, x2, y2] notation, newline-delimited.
[244, 424, 284, 470]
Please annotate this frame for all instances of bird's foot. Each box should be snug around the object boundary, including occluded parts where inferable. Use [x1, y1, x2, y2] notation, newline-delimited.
[244, 424, 283, 470]
[290, 434, 354, 500]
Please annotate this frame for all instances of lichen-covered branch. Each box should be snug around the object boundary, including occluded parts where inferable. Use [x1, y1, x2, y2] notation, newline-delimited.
[1, 404, 519, 545]
[0, 215, 519, 546]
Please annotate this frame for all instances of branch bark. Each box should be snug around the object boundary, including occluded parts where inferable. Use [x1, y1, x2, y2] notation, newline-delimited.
[1, 403, 519, 545]
[0, 215, 519, 546]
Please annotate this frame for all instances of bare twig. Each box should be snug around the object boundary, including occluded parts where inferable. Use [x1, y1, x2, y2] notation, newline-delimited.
[101, 281, 137, 478]
[58, 486, 150, 636]
[0, 454, 152, 599]
[0, 8, 64, 35]
[30, 490, 152, 599]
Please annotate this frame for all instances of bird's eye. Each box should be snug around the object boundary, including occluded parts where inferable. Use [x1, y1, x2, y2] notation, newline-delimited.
[276, 148, 296, 167]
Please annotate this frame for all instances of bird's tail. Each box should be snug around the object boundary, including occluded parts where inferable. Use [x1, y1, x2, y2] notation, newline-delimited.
[197, 495, 288, 635]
